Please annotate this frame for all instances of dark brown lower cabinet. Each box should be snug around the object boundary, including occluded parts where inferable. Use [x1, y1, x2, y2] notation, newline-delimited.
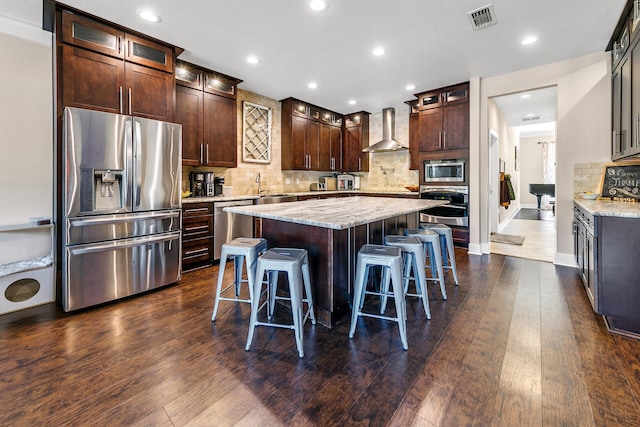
[182, 203, 214, 272]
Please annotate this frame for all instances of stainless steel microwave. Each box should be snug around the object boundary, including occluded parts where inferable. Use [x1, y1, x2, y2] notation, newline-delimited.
[424, 160, 465, 182]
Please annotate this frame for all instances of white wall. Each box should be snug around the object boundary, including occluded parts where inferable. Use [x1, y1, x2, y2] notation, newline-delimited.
[471, 52, 612, 265]
[488, 98, 520, 223]
[519, 136, 552, 208]
[0, 17, 53, 264]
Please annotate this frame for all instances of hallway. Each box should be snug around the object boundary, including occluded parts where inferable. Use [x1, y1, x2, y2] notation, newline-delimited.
[490, 208, 556, 263]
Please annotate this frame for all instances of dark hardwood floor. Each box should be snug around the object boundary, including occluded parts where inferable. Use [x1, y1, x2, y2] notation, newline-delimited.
[1, 251, 639, 426]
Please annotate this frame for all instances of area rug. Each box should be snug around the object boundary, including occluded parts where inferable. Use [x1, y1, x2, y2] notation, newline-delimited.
[514, 208, 554, 221]
[490, 232, 525, 245]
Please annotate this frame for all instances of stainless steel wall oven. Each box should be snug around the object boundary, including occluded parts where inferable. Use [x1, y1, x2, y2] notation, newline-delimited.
[419, 185, 469, 228]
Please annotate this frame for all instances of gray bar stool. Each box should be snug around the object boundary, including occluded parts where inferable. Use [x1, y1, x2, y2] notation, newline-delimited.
[383, 235, 431, 320]
[212, 237, 268, 322]
[404, 228, 447, 300]
[420, 223, 459, 285]
[246, 248, 316, 358]
[349, 244, 408, 350]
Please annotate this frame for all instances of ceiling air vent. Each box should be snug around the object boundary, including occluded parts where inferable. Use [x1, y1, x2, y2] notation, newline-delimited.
[521, 115, 541, 122]
[467, 4, 497, 30]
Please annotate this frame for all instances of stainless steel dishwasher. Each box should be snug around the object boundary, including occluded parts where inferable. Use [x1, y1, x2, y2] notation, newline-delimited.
[213, 200, 255, 260]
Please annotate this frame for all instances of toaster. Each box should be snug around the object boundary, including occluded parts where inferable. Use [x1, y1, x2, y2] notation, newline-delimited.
[310, 182, 327, 191]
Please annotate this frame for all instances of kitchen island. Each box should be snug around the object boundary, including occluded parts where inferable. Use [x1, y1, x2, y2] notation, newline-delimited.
[225, 196, 448, 327]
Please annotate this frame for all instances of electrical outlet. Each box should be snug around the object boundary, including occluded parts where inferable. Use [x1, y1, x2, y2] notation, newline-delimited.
[285, 178, 291, 184]
[296, 178, 300, 184]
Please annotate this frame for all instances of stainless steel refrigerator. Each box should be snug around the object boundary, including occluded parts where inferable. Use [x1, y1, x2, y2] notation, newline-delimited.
[62, 107, 182, 312]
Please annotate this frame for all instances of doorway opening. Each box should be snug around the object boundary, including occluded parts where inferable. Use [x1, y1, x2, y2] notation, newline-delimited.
[488, 86, 557, 262]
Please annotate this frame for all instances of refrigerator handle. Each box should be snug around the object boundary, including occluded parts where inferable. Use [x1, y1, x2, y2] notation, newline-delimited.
[134, 119, 142, 210]
[69, 211, 180, 227]
[128, 88, 132, 115]
[69, 232, 181, 255]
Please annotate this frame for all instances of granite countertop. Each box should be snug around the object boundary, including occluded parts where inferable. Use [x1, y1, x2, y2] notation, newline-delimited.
[182, 195, 259, 203]
[574, 198, 640, 218]
[181, 189, 418, 204]
[223, 196, 447, 230]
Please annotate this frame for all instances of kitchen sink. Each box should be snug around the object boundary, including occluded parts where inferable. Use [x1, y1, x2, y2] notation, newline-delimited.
[255, 195, 298, 204]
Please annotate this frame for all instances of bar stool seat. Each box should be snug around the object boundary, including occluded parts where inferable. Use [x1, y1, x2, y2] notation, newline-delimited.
[420, 223, 459, 285]
[212, 237, 268, 321]
[349, 244, 408, 350]
[246, 248, 316, 358]
[404, 228, 447, 300]
[383, 235, 431, 320]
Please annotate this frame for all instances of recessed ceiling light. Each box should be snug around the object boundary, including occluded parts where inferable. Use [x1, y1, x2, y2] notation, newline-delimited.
[406, 84, 416, 91]
[348, 100, 356, 105]
[308, 82, 318, 89]
[521, 36, 538, 45]
[247, 56, 260, 64]
[521, 93, 531, 99]
[310, 0, 327, 11]
[527, 113, 535, 117]
[373, 47, 385, 56]
[138, 10, 161, 23]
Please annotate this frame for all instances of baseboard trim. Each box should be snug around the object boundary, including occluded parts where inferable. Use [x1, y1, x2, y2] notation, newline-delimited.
[467, 243, 484, 255]
[554, 252, 576, 267]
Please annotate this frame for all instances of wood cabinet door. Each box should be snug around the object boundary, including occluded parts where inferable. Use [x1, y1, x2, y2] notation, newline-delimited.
[125, 63, 174, 121]
[61, 11, 124, 59]
[409, 114, 419, 170]
[330, 125, 342, 171]
[443, 102, 469, 150]
[631, 42, 640, 157]
[306, 120, 321, 170]
[344, 126, 362, 172]
[291, 116, 308, 170]
[319, 124, 332, 171]
[418, 108, 443, 152]
[175, 85, 203, 166]
[175, 61, 203, 90]
[612, 65, 623, 158]
[61, 45, 124, 114]
[124, 33, 173, 73]
[203, 93, 237, 167]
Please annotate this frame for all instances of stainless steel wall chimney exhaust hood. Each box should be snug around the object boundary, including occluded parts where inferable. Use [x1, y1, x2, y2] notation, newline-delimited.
[363, 107, 408, 152]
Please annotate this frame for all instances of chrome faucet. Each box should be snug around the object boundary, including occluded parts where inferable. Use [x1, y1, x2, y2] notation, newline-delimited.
[256, 172, 268, 195]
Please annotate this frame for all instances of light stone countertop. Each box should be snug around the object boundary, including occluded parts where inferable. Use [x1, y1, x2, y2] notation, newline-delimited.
[223, 196, 448, 230]
[181, 189, 418, 204]
[574, 198, 640, 218]
[182, 195, 259, 203]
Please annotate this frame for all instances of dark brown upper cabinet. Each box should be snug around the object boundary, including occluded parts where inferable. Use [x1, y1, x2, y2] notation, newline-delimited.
[58, 9, 176, 122]
[175, 60, 241, 167]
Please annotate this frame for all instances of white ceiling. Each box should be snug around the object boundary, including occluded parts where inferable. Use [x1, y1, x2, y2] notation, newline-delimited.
[0, 0, 626, 115]
[492, 86, 557, 138]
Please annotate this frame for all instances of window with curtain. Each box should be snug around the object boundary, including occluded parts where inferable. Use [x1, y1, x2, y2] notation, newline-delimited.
[540, 141, 556, 208]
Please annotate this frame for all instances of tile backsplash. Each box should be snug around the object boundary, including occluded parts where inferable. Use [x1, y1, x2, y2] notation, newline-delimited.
[182, 90, 419, 196]
[573, 162, 606, 195]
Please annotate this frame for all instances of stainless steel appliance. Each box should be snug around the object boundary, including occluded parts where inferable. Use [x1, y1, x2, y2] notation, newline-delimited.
[214, 177, 225, 196]
[62, 107, 182, 312]
[424, 160, 465, 183]
[213, 200, 254, 260]
[419, 185, 469, 227]
[204, 172, 215, 197]
[190, 172, 205, 197]
[337, 174, 355, 190]
[320, 176, 337, 191]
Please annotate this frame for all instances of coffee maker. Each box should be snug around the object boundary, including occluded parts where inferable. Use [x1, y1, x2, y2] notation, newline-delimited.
[204, 172, 215, 196]
[189, 172, 205, 197]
